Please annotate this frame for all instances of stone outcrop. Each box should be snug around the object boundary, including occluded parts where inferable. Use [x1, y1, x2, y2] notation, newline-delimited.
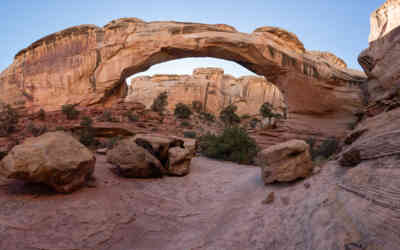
[369, 0, 400, 42]
[0, 18, 365, 140]
[107, 137, 166, 178]
[0, 132, 95, 193]
[258, 139, 313, 184]
[107, 134, 195, 177]
[127, 67, 285, 116]
[308, 51, 348, 68]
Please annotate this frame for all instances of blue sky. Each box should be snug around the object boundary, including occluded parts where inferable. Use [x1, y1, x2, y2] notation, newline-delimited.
[0, 0, 384, 77]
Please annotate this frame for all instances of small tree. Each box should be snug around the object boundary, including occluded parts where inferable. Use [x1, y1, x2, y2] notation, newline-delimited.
[79, 116, 97, 147]
[260, 102, 282, 126]
[0, 104, 19, 136]
[200, 112, 215, 122]
[192, 100, 203, 113]
[38, 108, 46, 121]
[62, 104, 80, 120]
[220, 105, 240, 127]
[151, 92, 168, 115]
[174, 103, 192, 119]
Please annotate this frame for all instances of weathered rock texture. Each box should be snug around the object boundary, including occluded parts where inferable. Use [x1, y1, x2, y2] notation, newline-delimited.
[359, 0, 400, 105]
[0, 19, 365, 139]
[369, 0, 400, 42]
[127, 67, 285, 116]
[107, 134, 195, 177]
[258, 139, 313, 184]
[107, 137, 166, 178]
[0, 132, 95, 193]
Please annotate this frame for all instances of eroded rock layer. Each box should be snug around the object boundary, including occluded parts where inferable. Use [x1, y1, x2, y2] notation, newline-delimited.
[127, 67, 285, 116]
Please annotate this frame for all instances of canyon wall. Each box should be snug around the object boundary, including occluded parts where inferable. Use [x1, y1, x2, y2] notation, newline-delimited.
[127, 67, 285, 116]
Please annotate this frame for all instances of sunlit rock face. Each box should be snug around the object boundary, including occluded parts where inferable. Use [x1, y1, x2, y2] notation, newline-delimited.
[369, 0, 400, 42]
[359, 0, 400, 102]
[126, 67, 285, 116]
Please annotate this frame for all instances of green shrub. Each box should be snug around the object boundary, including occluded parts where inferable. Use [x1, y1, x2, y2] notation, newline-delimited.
[38, 108, 46, 121]
[183, 131, 197, 138]
[174, 103, 192, 119]
[250, 118, 260, 129]
[26, 122, 47, 137]
[260, 102, 282, 126]
[306, 137, 339, 160]
[55, 126, 66, 131]
[123, 111, 139, 122]
[199, 126, 259, 164]
[192, 100, 203, 113]
[220, 105, 240, 127]
[241, 114, 251, 120]
[79, 116, 96, 147]
[200, 112, 215, 122]
[106, 136, 122, 149]
[98, 110, 116, 122]
[0, 104, 19, 136]
[181, 121, 191, 127]
[151, 91, 168, 115]
[62, 104, 80, 120]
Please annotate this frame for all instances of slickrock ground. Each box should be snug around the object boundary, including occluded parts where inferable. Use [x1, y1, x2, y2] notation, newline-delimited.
[0, 155, 342, 250]
[127, 67, 285, 116]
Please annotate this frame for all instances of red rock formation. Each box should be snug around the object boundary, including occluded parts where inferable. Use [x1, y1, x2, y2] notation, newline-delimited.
[127, 67, 285, 116]
[0, 18, 365, 140]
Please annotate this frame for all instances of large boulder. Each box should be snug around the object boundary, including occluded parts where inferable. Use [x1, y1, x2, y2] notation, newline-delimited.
[106, 137, 165, 178]
[258, 139, 313, 184]
[167, 147, 192, 176]
[0, 131, 95, 193]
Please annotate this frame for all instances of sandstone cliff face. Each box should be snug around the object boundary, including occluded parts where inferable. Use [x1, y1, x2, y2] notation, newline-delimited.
[359, 0, 400, 103]
[369, 0, 400, 42]
[126, 67, 285, 116]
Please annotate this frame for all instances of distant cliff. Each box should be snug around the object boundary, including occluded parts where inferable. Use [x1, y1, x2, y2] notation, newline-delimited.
[126, 67, 286, 116]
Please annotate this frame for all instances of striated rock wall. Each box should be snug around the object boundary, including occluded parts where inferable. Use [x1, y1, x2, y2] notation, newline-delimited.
[126, 67, 285, 116]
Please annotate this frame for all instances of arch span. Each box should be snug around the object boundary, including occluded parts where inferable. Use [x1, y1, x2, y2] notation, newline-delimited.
[0, 18, 366, 137]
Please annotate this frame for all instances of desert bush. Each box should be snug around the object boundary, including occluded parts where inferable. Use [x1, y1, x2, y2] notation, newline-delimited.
[105, 136, 122, 149]
[219, 105, 240, 127]
[62, 104, 80, 120]
[38, 108, 46, 121]
[180, 121, 191, 127]
[79, 116, 97, 147]
[199, 126, 259, 164]
[241, 114, 251, 120]
[250, 118, 260, 129]
[55, 126, 66, 131]
[200, 112, 215, 122]
[0, 104, 19, 136]
[174, 103, 192, 119]
[183, 131, 197, 138]
[260, 102, 282, 126]
[192, 100, 203, 113]
[306, 137, 339, 160]
[26, 122, 47, 137]
[123, 111, 139, 122]
[98, 110, 116, 122]
[151, 91, 168, 114]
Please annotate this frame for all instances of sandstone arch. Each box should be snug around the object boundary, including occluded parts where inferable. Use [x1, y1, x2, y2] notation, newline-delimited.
[0, 18, 366, 137]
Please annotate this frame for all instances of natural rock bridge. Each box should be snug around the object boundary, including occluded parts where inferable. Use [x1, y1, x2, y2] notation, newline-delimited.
[0, 18, 366, 138]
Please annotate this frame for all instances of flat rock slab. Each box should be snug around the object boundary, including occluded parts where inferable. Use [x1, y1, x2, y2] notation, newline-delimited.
[0, 154, 359, 250]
